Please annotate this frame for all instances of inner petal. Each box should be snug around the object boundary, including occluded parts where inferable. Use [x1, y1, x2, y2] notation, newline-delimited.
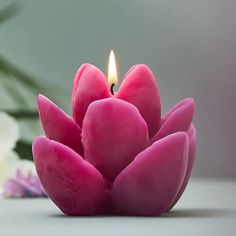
[116, 64, 161, 138]
[72, 64, 110, 127]
[82, 98, 150, 182]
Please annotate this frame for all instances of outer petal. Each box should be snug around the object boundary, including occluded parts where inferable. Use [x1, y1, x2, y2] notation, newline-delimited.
[152, 98, 194, 143]
[32, 136, 109, 215]
[82, 98, 150, 182]
[72, 64, 110, 127]
[167, 124, 196, 210]
[116, 64, 161, 138]
[112, 132, 189, 216]
[38, 95, 83, 155]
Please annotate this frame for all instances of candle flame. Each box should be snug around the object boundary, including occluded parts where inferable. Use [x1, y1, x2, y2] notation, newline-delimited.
[108, 50, 118, 86]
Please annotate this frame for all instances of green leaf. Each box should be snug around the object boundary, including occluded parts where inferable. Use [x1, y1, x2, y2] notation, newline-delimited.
[14, 139, 33, 161]
[0, 109, 38, 119]
[0, 2, 21, 25]
[3, 80, 29, 106]
[0, 54, 45, 92]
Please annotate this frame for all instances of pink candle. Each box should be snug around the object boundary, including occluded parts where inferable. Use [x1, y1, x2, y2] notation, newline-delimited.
[33, 50, 196, 216]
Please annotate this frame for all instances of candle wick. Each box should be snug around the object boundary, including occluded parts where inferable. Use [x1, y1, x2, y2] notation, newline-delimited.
[110, 83, 115, 95]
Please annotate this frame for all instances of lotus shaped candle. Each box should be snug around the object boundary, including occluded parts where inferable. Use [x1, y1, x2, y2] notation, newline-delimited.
[33, 52, 196, 216]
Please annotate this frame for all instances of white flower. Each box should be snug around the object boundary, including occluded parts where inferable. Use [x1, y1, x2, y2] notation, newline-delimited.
[0, 112, 20, 153]
[0, 112, 21, 185]
[0, 112, 37, 183]
[0, 112, 46, 198]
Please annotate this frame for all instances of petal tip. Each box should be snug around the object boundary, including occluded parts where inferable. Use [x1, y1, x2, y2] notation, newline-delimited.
[126, 64, 154, 78]
[180, 97, 195, 115]
[37, 94, 52, 110]
[154, 131, 189, 152]
[37, 94, 44, 104]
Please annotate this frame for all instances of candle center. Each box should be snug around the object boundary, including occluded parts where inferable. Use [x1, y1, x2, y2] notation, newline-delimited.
[108, 50, 118, 95]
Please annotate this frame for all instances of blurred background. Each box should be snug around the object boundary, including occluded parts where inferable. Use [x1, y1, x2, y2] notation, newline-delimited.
[0, 0, 235, 178]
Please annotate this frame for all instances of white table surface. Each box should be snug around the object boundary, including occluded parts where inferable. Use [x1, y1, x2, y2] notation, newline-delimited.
[0, 179, 235, 236]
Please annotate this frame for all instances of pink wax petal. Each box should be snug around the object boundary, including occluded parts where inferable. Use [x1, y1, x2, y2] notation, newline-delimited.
[116, 64, 161, 138]
[38, 95, 84, 156]
[72, 63, 90, 104]
[82, 98, 150, 182]
[32, 136, 110, 215]
[112, 132, 189, 216]
[152, 98, 194, 143]
[167, 124, 197, 211]
[72, 64, 110, 127]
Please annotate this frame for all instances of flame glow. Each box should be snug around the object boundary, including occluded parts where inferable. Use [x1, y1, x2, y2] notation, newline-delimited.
[108, 50, 118, 86]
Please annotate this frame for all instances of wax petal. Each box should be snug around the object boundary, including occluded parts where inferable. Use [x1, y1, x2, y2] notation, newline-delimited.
[38, 95, 83, 155]
[72, 64, 110, 127]
[167, 124, 196, 210]
[112, 132, 189, 216]
[116, 64, 161, 138]
[32, 136, 109, 215]
[72, 63, 90, 103]
[152, 98, 194, 142]
[82, 98, 149, 182]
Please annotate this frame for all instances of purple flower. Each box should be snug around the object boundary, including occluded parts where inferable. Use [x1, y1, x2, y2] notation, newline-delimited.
[1, 169, 47, 198]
